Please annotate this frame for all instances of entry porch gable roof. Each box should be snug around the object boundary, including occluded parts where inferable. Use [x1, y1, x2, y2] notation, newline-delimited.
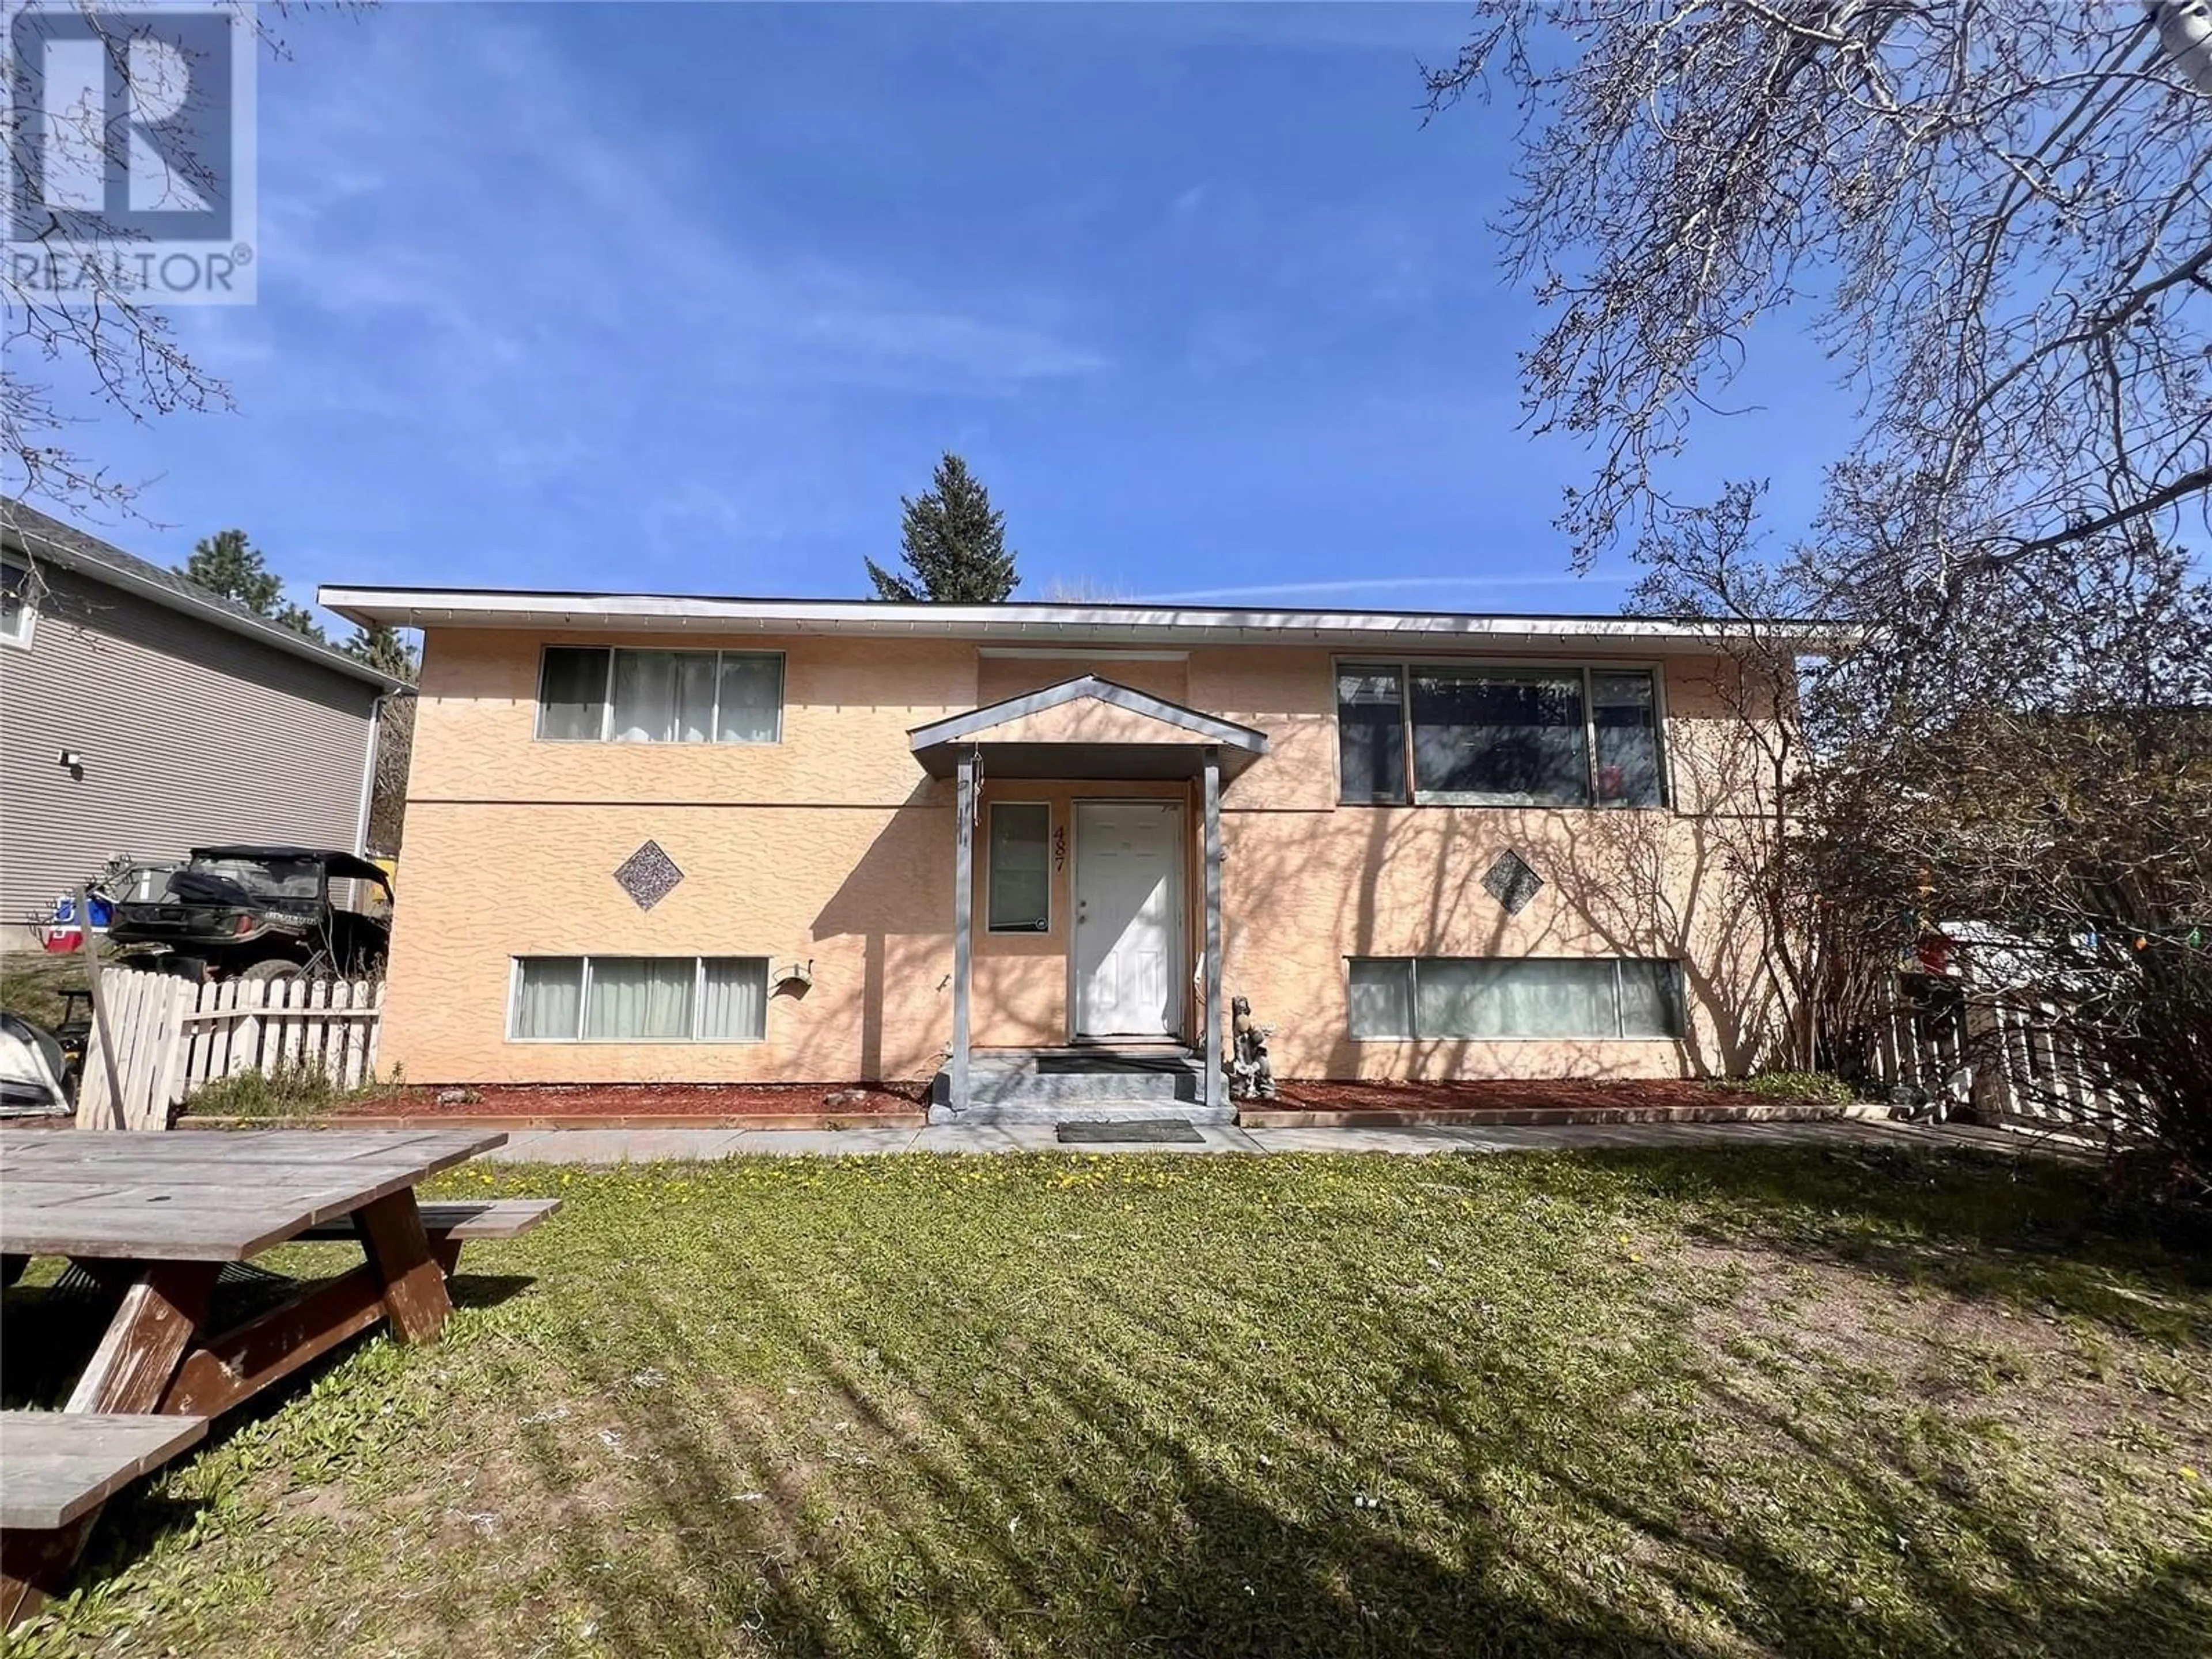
[908, 675, 1270, 781]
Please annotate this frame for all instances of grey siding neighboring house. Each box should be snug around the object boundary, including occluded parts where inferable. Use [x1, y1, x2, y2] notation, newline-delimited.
[0, 500, 405, 937]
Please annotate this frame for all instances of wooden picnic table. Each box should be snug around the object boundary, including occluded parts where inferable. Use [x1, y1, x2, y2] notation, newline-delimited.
[0, 1128, 506, 1623]
[1, 1128, 505, 1408]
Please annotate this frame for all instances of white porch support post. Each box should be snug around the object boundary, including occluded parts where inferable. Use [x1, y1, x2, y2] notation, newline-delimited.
[1202, 745, 1224, 1111]
[950, 747, 976, 1113]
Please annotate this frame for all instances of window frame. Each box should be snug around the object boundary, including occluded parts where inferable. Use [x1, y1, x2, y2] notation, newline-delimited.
[1345, 956, 1686, 1042]
[984, 800, 1053, 934]
[1332, 657, 1670, 810]
[532, 645, 786, 745]
[506, 953, 770, 1043]
[1, 557, 37, 651]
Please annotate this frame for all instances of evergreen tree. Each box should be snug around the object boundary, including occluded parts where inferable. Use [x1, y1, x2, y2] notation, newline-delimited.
[271, 600, 325, 641]
[178, 528, 326, 642]
[343, 623, 419, 683]
[181, 528, 281, 613]
[865, 453, 1018, 602]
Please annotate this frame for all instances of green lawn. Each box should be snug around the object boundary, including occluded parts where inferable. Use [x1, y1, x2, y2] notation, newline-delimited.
[5, 1146, 2210, 1658]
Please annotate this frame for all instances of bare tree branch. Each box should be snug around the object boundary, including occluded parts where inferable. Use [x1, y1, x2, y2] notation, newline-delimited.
[1, 2, 316, 520]
[1427, 2, 2212, 579]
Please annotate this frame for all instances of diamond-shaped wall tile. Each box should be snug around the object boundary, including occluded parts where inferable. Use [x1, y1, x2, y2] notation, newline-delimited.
[1481, 850, 1544, 916]
[613, 839, 684, 911]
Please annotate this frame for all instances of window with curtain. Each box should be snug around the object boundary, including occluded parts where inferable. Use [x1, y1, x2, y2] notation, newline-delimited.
[585, 957, 695, 1038]
[987, 804, 1051, 932]
[537, 647, 609, 740]
[1336, 662, 1666, 808]
[509, 956, 769, 1040]
[717, 654, 783, 743]
[1347, 957, 1684, 1040]
[698, 957, 768, 1040]
[511, 958, 584, 1040]
[536, 647, 782, 744]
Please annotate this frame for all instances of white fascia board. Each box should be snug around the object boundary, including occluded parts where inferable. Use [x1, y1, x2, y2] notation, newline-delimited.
[316, 587, 1846, 654]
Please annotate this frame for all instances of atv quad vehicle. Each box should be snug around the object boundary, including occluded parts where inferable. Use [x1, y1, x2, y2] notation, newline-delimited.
[105, 846, 392, 983]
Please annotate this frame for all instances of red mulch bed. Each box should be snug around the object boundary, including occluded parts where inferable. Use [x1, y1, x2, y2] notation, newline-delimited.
[331, 1082, 926, 1119]
[290, 1077, 1815, 1130]
[1272, 1078, 1758, 1113]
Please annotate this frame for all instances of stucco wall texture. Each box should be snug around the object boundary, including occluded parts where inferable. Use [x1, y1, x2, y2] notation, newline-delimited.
[380, 629, 1787, 1085]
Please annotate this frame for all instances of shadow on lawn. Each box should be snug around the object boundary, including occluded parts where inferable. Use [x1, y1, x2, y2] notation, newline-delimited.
[498, 1224, 2210, 1659]
[504, 1292, 1669, 1658]
[1570, 1142, 2212, 1339]
[1377, 1290, 2212, 1658]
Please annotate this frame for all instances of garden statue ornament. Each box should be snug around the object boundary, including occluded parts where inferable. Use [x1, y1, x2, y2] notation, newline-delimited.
[1228, 995, 1277, 1101]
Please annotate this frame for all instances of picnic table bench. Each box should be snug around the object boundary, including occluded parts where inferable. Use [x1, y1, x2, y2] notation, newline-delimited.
[0, 1128, 555, 1627]
[0, 1412, 210, 1531]
[294, 1197, 560, 1268]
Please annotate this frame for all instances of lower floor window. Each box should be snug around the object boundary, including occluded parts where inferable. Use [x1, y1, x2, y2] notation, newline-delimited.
[1349, 956, 1684, 1040]
[510, 956, 767, 1041]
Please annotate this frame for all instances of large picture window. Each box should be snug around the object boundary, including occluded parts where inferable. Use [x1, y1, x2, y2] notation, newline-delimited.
[510, 956, 768, 1041]
[1336, 662, 1664, 807]
[536, 647, 783, 744]
[986, 803, 1051, 932]
[1347, 957, 1684, 1040]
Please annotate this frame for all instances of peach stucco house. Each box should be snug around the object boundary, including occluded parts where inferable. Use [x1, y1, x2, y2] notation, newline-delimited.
[317, 589, 1808, 1122]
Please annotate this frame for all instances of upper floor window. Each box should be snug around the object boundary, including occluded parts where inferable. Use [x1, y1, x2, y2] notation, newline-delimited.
[537, 646, 783, 744]
[1336, 662, 1664, 808]
[1, 559, 36, 650]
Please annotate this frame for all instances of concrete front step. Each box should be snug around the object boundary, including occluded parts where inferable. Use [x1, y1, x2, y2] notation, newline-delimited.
[969, 1070, 1202, 1105]
[926, 1099, 1236, 1127]
[931, 1048, 1208, 1110]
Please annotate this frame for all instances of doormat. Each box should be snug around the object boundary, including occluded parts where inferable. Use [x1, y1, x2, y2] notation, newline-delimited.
[1056, 1118, 1205, 1145]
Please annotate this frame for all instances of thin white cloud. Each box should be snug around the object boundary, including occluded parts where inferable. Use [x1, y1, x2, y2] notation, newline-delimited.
[1142, 571, 1635, 602]
[793, 306, 1110, 385]
[221, 2, 1107, 522]
[253, 16, 1105, 395]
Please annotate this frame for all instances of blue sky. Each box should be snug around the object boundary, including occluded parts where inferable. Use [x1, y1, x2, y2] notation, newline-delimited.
[51, 2, 1853, 628]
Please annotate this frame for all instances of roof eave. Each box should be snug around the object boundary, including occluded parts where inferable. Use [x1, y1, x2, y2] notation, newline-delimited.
[3, 516, 407, 694]
[319, 586, 1850, 656]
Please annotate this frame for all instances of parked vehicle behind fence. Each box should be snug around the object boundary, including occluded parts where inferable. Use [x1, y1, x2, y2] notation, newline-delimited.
[105, 846, 393, 984]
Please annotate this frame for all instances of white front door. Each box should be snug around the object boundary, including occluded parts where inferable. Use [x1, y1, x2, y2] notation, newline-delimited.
[1073, 801, 1184, 1039]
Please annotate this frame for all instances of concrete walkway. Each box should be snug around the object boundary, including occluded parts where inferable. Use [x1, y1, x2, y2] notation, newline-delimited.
[479, 1115, 2022, 1164]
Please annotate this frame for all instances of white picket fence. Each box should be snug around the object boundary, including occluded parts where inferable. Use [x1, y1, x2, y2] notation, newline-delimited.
[1867, 987, 2140, 1135]
[74, 969, 387, 1131]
